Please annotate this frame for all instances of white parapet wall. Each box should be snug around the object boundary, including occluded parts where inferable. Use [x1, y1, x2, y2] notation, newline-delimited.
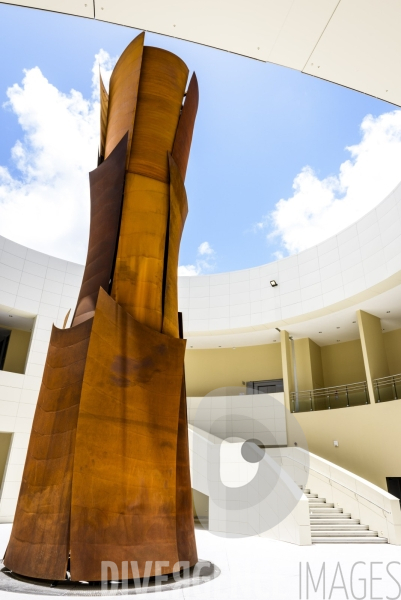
[188, 424, 311, 545]
[187, 393, 287, 446]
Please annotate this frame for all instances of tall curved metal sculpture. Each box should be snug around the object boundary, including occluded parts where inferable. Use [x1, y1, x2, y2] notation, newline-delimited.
[4, 32, 199, 582]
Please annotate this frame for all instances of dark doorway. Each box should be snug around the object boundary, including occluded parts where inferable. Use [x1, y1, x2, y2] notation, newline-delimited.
[387, 477, 401, 506]
[0, 328, 10, 370]
[246, 379, 284, 395]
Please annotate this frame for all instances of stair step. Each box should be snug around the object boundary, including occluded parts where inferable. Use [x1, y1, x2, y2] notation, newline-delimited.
[310, 518, 361, 524]
[311, 530, 378, 537]
[310, 513, 352, 519]
[313, 537, 388, 544]
[310, 508, 344, 513]
[304, 490, 385, 543]
[311, 524, 368, 530]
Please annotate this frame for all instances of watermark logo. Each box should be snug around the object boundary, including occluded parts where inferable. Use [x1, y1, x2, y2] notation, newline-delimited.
[299, 561, 401, 599]
[100, 560, 214, 593]
[190, 386, 310, 537]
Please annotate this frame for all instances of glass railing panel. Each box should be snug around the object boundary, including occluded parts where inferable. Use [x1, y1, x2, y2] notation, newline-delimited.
[291, 381, 369, 413]
[373, 374, 401, 403]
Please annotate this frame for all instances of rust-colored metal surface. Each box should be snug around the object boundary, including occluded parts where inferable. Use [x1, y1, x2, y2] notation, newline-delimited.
[162, 155, 188, 338]
[172, 73, 199, 182]
[99, 73, 109, 160]
[176, 375, 198, 565]
[70, 289, 187, 581]
[5, 31, 199, 582]
[111, 173, 169, 331]
[104, 32, 144, 164]
[128, 47, 188, 183]
[4, 319, 93, 581]
[72, 133, 127, 327]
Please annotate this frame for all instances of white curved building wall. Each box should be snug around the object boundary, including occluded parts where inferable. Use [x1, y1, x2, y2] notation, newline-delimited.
[0, 236, 83, 523]
[179, 180, 401, 337]
[0, 179, 400, 521]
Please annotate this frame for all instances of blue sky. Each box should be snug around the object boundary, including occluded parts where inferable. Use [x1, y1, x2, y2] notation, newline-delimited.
[0, 3, 400, 272]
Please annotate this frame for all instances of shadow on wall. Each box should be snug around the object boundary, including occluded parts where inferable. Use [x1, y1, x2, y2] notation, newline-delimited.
[0, 327, 31, 375]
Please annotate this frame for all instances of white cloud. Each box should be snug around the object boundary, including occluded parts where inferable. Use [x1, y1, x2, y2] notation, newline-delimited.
[0, 50, 116, 263]
[198, 240, 214, 256]
[178, 241, 216, 276]
[267, 110, 401, 255]
[178, 264, 201, 276]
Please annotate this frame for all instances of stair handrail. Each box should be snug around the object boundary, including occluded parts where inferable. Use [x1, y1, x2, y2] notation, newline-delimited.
[305, 467, 392, 514]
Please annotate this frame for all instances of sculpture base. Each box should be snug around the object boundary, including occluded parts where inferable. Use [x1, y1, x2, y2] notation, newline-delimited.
[0, 559, 219, 596]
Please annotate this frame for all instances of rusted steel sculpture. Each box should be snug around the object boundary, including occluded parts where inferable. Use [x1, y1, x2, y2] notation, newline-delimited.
[4, 32, 199, 582]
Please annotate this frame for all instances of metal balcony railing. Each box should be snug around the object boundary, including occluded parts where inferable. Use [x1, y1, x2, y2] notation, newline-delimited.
[290, 381, 369, 413]
[373, 373, 401, 403]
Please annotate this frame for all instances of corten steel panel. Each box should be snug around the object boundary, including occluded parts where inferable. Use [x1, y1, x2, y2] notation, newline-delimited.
[111, 173, 169, 331]
[4, 319, 93, 581]
[70, 289, 188, 581]
[172, 73, 199, 182]
[162, 155, 188, 338]
[72, 134, 127, 327]
[175, 374, 198, 564]
[128, 47, 189, 183]
[99, 73, 109, 160]
[104, 32, 144, 164]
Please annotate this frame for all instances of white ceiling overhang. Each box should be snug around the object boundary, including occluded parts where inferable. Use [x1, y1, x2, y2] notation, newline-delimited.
[2, 0, 401, 106]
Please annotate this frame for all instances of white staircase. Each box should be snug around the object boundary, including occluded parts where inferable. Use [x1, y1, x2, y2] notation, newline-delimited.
[304, 489, 388, 544]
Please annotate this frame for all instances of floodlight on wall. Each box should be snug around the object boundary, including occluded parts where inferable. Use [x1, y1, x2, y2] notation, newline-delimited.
[270, 280, 278, 287]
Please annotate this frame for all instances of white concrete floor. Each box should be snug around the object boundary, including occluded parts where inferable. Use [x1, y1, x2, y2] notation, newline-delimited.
[1, 523, 401, 599]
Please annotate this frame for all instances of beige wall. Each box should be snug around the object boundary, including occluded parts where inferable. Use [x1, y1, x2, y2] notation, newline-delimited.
[3, 328, 31, 375]
[358, 310, 389, 402]
[294, 338, 312, 391]
[384, 328, 401, 375]
[185, 343, 282, 397]
[185, 337, 368, 397]
[192, 488, 208, 519]
[290, 400, 401, 490]
[320, 339, 366, 387]
[309, 339, 324, 389]
[294, 338, 324, 391]
[0, 433, 12, 491]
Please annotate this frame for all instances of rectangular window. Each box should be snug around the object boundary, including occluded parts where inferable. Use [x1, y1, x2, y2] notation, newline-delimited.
[0, 326, 33, 375]
[0, 329, 10, 370]
[387, 477, 401, 507]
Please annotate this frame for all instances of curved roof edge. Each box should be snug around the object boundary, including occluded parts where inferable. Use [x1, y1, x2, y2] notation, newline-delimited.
[3, 0, 401, 106]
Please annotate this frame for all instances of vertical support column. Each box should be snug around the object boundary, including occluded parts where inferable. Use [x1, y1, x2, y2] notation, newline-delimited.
[280, 330, 294, 413]
[357, 309, 389, 403]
